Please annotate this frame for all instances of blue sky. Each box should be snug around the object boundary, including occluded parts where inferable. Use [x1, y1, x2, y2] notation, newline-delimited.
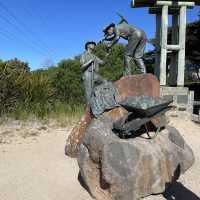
[0, 0, 199, 70]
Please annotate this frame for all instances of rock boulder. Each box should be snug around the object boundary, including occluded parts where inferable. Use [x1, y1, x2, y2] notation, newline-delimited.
[65, 74, 160, 158]
[78, 115, 195, 200]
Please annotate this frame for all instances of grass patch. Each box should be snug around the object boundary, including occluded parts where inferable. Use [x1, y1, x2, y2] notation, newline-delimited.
[1, 102, 85, 126]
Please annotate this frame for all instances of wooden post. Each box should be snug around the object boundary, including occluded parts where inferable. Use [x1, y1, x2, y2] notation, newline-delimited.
[169, 13, 179, 86]
[177, 6, 187, 86]
[160, 5, 168, 86]
[154, 13, 161, 79]
[140, 1, 195, 86]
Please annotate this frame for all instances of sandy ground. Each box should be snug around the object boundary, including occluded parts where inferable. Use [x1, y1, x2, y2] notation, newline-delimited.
[0, 117, 200, 200]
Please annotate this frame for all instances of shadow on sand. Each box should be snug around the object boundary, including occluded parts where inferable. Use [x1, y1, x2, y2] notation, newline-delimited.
[78, 171, 94, 198]
[163, 182, 200, 200]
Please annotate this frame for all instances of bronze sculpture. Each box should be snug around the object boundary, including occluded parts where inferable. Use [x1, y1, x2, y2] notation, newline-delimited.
[80, 41, 105, 103]
[102, 14, 147, 75]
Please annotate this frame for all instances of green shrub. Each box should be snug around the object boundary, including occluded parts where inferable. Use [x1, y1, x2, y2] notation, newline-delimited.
[52, 59, 85, 104]
[0, 59, 29, 114]
[19, 72, 55, 118]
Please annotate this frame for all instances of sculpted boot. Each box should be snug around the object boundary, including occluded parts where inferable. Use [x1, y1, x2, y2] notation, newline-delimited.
[134, 58, 147, 74]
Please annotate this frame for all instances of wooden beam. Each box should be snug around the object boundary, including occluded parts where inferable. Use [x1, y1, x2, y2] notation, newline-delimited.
[156, 1, 195, 7]
[132, 0, 199, 8]
[177, 5, 187, 86]
[160, 5, 168, 86]
[154, 13, 161, 79]
[167, 45, 180, 51]
[169, 14, 179, 86]
[149, 7, 180, 14]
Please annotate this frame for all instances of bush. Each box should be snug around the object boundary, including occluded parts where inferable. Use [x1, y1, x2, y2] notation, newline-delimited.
[52, 58, 85, 104]
[19, 72, 55, 118]
[0, 44, 155, 119]
[0, 59, 29, 114]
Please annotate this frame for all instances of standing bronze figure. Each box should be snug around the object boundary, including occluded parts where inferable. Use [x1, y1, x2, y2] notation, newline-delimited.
[102, 14, 147, 75]
[80, 41, 105, 103]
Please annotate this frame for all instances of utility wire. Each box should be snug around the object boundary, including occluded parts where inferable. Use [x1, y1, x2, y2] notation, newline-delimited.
[20, 4, 57, 56]
[0, 29, 49, 57]
[21, 4, 49, 32]
[0, 1, 53, 57]
[0, 1, 52, 54]
[0, 12, 49, 57]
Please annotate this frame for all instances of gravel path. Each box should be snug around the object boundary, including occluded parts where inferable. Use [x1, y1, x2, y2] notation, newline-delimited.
[0, 118, 200, 200]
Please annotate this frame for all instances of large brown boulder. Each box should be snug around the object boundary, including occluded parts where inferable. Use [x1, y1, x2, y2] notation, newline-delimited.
[114, 74, 160, 102]
[65, 74, 160, 158]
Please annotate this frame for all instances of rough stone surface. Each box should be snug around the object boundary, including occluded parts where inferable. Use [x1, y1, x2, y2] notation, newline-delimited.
[78, 115, 195, 200]
[115, 74, 160, 102]
[65, 74, 160, 158]
[65, 106, 93, 158]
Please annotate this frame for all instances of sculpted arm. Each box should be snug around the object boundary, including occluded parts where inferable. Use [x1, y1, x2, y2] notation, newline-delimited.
[80, 55, 94, 71]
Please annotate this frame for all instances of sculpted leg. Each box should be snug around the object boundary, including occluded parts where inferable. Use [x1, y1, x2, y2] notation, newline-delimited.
[134, 58, 147, 74]
[123, 55, 132, 76]
[83, 76, 93, 103]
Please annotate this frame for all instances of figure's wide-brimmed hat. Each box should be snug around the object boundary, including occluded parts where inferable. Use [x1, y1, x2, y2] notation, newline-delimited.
[85, 41, 97, 50]
[103, 23, 116, 34]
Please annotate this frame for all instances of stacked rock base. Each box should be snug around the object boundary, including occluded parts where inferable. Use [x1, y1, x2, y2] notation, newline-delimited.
[78, 116, 194, 200]
[65, 74, 195, 200]
[65, 74, 160, 158]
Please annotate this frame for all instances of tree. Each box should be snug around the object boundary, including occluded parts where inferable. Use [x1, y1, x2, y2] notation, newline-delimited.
[185, 20, 200, 81]
[52, 58, 85, 104]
